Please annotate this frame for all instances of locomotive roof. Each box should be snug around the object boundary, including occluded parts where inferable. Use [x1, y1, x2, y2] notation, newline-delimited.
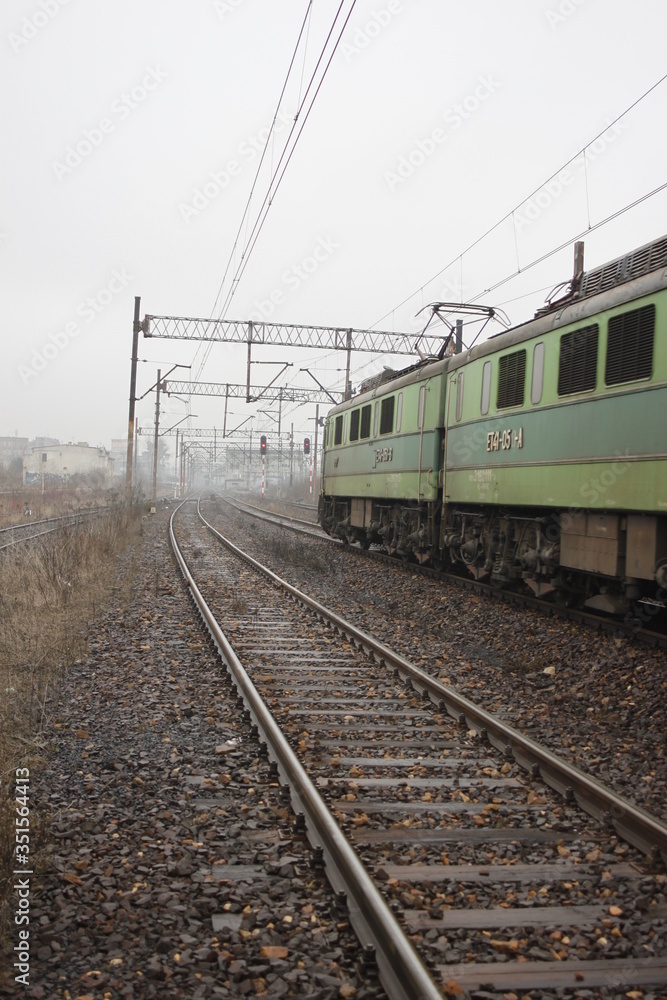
[448, 262, 667, 374]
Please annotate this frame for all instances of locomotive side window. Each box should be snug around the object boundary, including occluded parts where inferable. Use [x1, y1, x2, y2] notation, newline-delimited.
[531, 342, 545, 404]
[360, 404, 372, 439]
[605, 304, 655, 385]
[497, 349, 526, 408]
[373, 402, 379, 437]
[417, 385, 426, 429]
[334, 414, 343, 446]
[350, 409, 360, 442]
[380, 396, 394, 434]
[456, 372, 465, 421]
[396, 392, 403, 432]
[558, 325, 598, 396]
[480, 361, 491, 415]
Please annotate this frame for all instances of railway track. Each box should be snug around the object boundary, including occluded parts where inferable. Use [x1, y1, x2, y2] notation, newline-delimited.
[170, 498, 667, 998]
[222, 492, 667, 649]
[0, 506, 113, 551]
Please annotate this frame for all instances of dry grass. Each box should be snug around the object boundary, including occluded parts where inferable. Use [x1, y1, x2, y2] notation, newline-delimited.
[0, 504, 141, 966]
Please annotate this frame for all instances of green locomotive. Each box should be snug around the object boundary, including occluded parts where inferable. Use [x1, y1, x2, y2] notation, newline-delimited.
[318, 234, 667, 613]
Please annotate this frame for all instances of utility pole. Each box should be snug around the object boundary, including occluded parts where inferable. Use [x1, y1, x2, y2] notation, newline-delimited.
[152, 369, 161, 500]
[313, 404, 320, 496]
[125, 296, 141, 496]
[290, 423, 294, 486]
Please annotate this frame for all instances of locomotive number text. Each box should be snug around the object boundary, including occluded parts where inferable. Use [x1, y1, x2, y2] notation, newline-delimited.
[375, 447, 393, 463]
[486, 427, 523, 452]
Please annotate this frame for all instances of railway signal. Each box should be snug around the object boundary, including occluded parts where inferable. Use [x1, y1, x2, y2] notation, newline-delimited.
[303, 437, 310, 455]
[260, 434, 267, 454]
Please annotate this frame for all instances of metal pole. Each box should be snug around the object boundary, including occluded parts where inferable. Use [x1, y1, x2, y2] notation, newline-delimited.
[345, 329, 352, 400]
[175, 429, 179, 493]
[313, 403, 319, 496]
[125, 296, 141, 495]
[152, 369, 161, 500]
[246, 323, 253, 402]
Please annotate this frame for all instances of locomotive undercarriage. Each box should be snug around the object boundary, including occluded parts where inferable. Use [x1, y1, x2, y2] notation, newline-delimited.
[318, 496, 438, 561]
[319, 495, 666, 613]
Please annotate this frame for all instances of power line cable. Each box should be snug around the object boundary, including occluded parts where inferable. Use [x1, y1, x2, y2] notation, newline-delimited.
[215, 0, 357, 321]
[348, 180, 667, 384]
[192, 1, 315, 381]
[371, 70, 667, 329]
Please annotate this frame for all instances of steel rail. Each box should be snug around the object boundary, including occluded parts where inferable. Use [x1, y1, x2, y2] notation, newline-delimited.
[0, 507, 111, 552]
[169, 500, 444, 1000]
[197, 503, 667, 866]
[218, 493, 667, 649]
[213, 496, 328, 541]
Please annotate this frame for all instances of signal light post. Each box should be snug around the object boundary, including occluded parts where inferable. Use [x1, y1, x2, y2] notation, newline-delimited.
[304, 437, 312, 495]
[260, 435, 267, 500]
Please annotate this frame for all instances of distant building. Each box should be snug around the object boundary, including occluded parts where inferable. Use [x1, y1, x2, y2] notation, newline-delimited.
[31, 436, 60, 449]
[0, 436, 29, 466]
[110, 438, 127, 479]
[23, 444, 114, 485]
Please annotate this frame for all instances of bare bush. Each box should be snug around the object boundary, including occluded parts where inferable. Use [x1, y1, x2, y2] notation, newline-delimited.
[0, 504, 140, 961]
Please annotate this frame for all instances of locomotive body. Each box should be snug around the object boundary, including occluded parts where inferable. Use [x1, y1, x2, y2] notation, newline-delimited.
[319, 235, 667, 612]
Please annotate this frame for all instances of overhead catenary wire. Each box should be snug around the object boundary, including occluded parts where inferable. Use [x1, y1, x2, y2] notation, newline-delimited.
[347, 176, 667, 386]
[214, 0, 358, 320]
[193, 1, 357, 391]
[192, 0, 315, 383]
[467, 180, 667, 304]
[371, 70, 667, 330]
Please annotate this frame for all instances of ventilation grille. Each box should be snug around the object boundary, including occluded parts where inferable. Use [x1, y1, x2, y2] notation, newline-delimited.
[359, 368, 398, 394]
[558, 325, 599, 396]
[605, 305, 655, 385]
[580, 235, 667, 297]
[497, 349, 526, 408]
[380, 396, 395, 434]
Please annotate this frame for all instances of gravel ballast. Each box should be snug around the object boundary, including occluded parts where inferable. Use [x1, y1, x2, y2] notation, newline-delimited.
[206, 500, 667, 823]
[5, 510, 385, 999]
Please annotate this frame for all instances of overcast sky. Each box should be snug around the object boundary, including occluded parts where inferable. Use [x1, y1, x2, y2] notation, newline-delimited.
[2, 0, 666, 450]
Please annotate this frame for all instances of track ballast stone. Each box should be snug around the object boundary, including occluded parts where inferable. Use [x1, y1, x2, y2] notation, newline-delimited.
[11, 510, 383, 999]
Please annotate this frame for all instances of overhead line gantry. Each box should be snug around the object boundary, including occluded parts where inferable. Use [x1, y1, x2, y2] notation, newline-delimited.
[141, 313, 441, 400]
[162, 380, 343, 406]
[126, 298, 440, 494]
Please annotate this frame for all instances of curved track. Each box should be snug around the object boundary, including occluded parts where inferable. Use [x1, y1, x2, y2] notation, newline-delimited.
[223, 493, 667, 649]
[0, 506, 113, 551]
[170, 498, 667, 997]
